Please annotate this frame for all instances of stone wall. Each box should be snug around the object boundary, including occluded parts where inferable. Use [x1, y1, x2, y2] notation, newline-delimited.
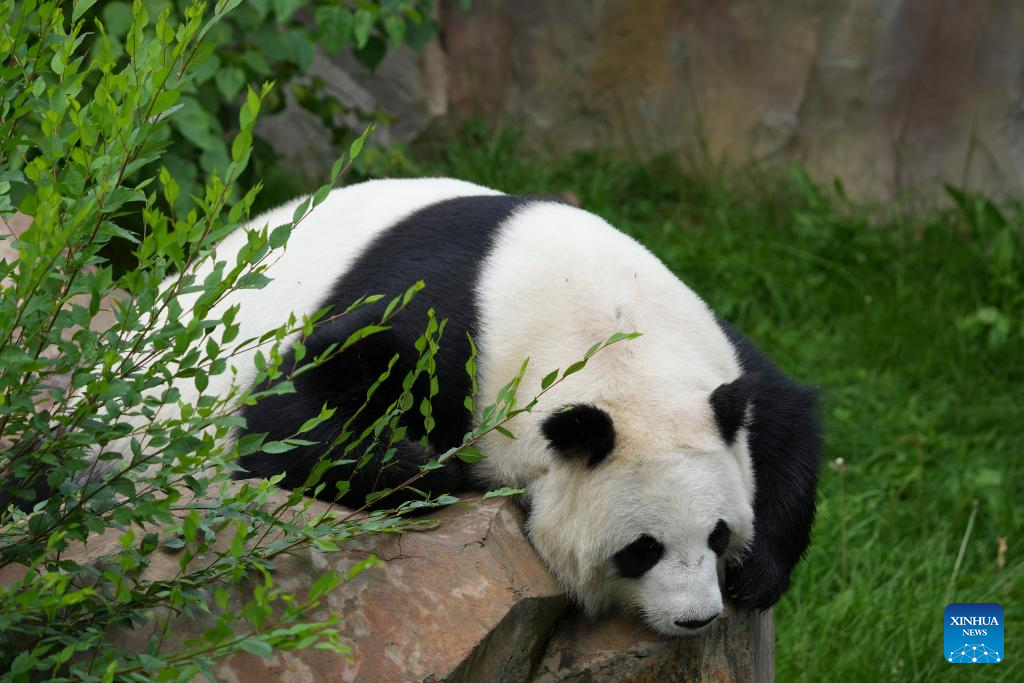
[438, 0, 1024, 198]
[268, 0, 1024, 199]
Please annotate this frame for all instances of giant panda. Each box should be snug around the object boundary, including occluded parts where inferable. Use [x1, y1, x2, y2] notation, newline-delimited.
[117, 178, 825, 635]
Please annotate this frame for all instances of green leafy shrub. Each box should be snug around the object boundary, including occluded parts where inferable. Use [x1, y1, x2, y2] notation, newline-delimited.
[8, 0, 441, 224]
[0, 1, 362, 677]
[0, 5, 622, 678]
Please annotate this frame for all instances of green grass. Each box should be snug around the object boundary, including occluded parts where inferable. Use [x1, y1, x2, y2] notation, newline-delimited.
[400, 126, 1023, 681]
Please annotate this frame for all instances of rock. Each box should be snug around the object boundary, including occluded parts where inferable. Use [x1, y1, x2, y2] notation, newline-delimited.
[99, 495, 769, 682]
[205, 2, 1024, 198]
[255, 22, 449, 183]
[4, 488, 773, 681]
[0, 414, 771, 681]
[300, 0, 1018, 200]
[435, 0, 1024, 199]
[214, 499, 564, 682]
[531, 607, 774, 682]
[255, 43, 442, 181]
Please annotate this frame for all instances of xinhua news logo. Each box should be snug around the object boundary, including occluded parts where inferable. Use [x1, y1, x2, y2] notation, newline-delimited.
[945, 603, 1004, 663]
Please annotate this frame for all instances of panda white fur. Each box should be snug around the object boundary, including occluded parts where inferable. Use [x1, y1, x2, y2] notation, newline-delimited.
[149, 178, 822, 636]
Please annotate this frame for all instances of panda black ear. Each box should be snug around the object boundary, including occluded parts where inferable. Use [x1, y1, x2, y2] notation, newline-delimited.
[709, 373, 758, 445]
[540, 403, 615, 467]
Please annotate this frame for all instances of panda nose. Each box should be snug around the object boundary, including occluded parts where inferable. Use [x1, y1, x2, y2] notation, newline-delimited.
[674, 613, 720, 630]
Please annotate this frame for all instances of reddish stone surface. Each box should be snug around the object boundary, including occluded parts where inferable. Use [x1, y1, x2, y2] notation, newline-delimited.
[114, 496, 771, 682]
[532, 607, 773, 682]
[210, 499, 564, 682]
[3, 484, 771, 681]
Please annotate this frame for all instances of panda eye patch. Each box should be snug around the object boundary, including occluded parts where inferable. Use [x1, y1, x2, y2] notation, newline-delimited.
[612, 534, 664, 578]
[708, 519, 731, 556]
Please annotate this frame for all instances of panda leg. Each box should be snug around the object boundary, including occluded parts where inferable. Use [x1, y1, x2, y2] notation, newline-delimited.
[340, 437, 467, 509]
[237, 412, 468, 510]
[234, 317, 468, 509]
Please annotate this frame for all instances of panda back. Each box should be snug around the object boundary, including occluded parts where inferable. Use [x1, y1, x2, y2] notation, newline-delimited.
[177, 178, 504, 408]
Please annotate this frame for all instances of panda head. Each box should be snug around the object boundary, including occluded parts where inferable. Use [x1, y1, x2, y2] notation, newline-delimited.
[524, 375, 768, 637]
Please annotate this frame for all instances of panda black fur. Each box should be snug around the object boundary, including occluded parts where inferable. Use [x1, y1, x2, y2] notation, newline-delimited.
[127, 179, 825, 635]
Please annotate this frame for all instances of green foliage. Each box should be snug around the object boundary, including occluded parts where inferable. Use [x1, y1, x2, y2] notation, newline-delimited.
[0, 3, 544, 680]
[8, 0, 438, 225]
[412, 126, 1023, 682]
[945, 185, 1024, 350]
[0, 1, 356, 677]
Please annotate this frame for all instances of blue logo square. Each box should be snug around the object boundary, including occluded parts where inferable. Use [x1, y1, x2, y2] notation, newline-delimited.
[945, 603, 1004, 663]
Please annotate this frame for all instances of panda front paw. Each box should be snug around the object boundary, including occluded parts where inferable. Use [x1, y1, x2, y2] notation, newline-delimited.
[725, 555, 790, 611]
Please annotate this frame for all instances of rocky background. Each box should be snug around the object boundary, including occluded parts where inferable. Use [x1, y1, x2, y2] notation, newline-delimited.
[264, 0, 1024, 199]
